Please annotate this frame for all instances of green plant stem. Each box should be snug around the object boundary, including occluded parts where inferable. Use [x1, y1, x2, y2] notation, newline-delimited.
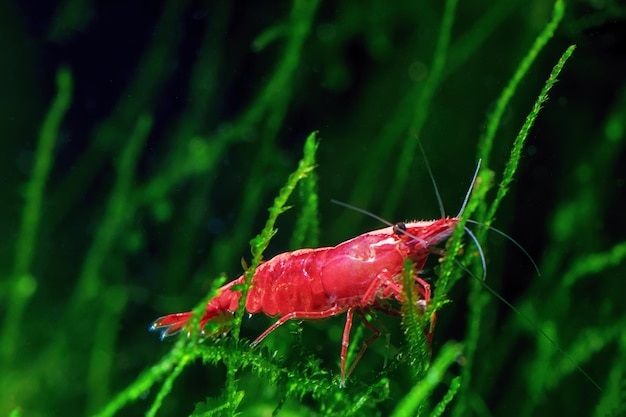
[435, 168, 492, 297]
[344, 2, 522, 225]
[401, 260, 430, 383]
[446, 1, 521, 76]
[541, 80, 626, 280]
[290, 162, 320, 249]
[92, 278, 228, 417]
[592, 332, 626, 417]
[390, 342, 463, 417]
[430, 376, 461, 417]
[234, 132, 319, 340]
[226, 132, 318, 414]
[477, 0, 566, 169]
[152, 2, 230, 291]
[48, 0, 92, 41]
[71, 114, 152, 312]
[563, 240, 626, 288]
[8, 408, 22, 417]
[382, 0, 458, 217]
[204, 0, 320, 276]
[91, 339, 190, 417]
[453, 43, 576, 417]
[146, 353, 195, 417]
[48, 0, 187, 229]
[484, 44, 576, 225]
[65, 114, 151, 413]
[86, 285, 130, 414]
[0, 67, 72, 366]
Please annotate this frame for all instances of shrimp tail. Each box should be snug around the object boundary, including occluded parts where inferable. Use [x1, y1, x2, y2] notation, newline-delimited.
[149, 308, 236, 340]
[150, 312, 194, 340]
[151, 281, 242, 340]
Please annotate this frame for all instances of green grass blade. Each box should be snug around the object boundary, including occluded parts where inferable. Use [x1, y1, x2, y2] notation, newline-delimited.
[477, 0, 566, 168]
[430, 376, 461, 417]
[1, 67, 72, 366]
[383, 0, 458, 217]
[391, 342, 463, 417]
[485, 45, 576, 224]
[227, 132, 318, 414]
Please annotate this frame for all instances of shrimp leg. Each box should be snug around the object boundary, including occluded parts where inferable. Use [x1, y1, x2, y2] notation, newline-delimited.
[250, 305, 367, 385]
[344, 309, 382, 382]
[250, 305, 348, 348]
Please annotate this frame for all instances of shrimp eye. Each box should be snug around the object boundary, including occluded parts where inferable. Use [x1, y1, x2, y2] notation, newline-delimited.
[393, 222, 407, 235]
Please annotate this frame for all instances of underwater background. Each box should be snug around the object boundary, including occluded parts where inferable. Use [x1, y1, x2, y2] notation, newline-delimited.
[1, 1, 625, 416]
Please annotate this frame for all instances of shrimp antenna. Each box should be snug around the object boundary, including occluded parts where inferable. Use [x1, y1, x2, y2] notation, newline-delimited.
[457, 159, 482, 219]
[418, 142, 481, 219]
[456, 262, 603, 393]
[466, 219, 540, 277]
[331, 199, 394, 227]
[331, 199, 428, 246]
[463, 226, 487, 281]
[417, 142, 446, 218]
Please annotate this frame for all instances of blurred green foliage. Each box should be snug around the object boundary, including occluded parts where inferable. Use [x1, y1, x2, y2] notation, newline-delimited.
[1, 0, 625, 416]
